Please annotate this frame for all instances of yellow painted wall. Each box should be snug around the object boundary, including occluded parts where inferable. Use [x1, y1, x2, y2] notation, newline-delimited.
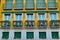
[0, 0, 60, 28]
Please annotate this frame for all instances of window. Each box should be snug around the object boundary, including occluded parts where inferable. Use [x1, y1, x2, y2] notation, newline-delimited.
[48, 0, 56, 8]
[26, 32, 34, 39]
[38, 13, 45, 20]
[4, 0, 13, 9]
[50, 21, 59, 26]
[26, 21, 34, 26]
[15, 0, 23, 9]
[4, 13, 10, 20]
[14, 21, 22, 27]
[2, 32, 9, 39]
[39, 32, 46, 39]
[50, 13, 57, 20]
[26, 0, 34, 9]
[15, 13, 22, 20]
[38, 21, 46, 26]
[37, 0, 45, 8]
[14, 32, 21, 39]
[52, 32, 59, 39]
[26, 13, 34, 20]
[2, 21, 10, 27]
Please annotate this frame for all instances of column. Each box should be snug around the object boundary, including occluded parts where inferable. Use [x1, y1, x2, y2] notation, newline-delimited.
[46, 30, 52, 40]
[21, 30, 26, 40]
[34, 30, 39, 40]
[9, 29, 14, 40]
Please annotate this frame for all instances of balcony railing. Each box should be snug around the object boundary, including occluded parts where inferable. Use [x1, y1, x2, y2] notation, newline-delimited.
[38, 20, 47, 29]
[25, 20, 35, 29]
[50, 20, 60, 29]
[1, 21, 10, 29]
[13, 21, 22, 29]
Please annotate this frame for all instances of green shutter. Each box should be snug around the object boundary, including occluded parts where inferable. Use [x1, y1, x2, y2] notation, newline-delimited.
[2, 32, 9, 39]
[27, 32, 34, 39]
[52, 32, 59, 39]
[14, 32, 21, 39]
[39, 32, 46, 39]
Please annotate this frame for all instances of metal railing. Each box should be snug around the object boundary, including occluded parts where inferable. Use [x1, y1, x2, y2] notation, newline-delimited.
[13, 21, 22, 29]
[1, 21, 10, 29]
[50, 20, 60, 29]
[25, 20, 35, 29]
[38, 20, 47, 29]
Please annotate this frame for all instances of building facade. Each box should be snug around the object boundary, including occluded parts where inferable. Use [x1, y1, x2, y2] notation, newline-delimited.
[0, 0, 60, 40]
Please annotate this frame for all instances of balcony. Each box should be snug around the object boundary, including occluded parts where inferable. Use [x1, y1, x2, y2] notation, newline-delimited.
[1, 21, 10, 29]
[38, 20, 47, 29]
[25, 20, 35, 29]
[13, 21, 22, 29]
[50, 20, 60, 29]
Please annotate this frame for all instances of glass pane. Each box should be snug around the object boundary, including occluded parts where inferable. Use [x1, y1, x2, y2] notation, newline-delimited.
[14, 22, 22, 27]
[2, 22, 10, 27]
[26, 0, 34, 8]
[14, 32, 21, 39]
[26, 22, 34, 25]
[15, 13, 22, 20]
[39, 32, 46, 39]
[38, 22, 46, 26]
[4, 0, 13, 9]
[27, 32, 34, 39]
[48, 0, 56, 8]
[37, 0, 45, 8]
[50, 22, 58, 26]
[52, 32, 59, 39]
[4, 13, 10, 20]
[38, 13, 45, 20]
[15, 0, 23, 9]
[50, 13, 57, 20]
[26, 13, 34, 20]
[2, 32, 9, 39]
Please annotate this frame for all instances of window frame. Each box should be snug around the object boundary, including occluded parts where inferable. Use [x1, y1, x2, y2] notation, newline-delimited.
[36, 0, 46, 9]
[49, 13, 58, 20]
[14, 32, 21, 39]
[14, 13, 22, 20]
[14, 0, 23, 9]
[26, 13, 34, 20]
[3, 13, 11, 21]
[26, 32, 34, 39]
[39, 32, 46, 39]
[4, 0, 13, 9]
[48, 0, 57, 8]
[51, 32, 59, 39]
[26, 0, 34, 9]
[38, 13, 46, 20]
[2, 32, 9, 39]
